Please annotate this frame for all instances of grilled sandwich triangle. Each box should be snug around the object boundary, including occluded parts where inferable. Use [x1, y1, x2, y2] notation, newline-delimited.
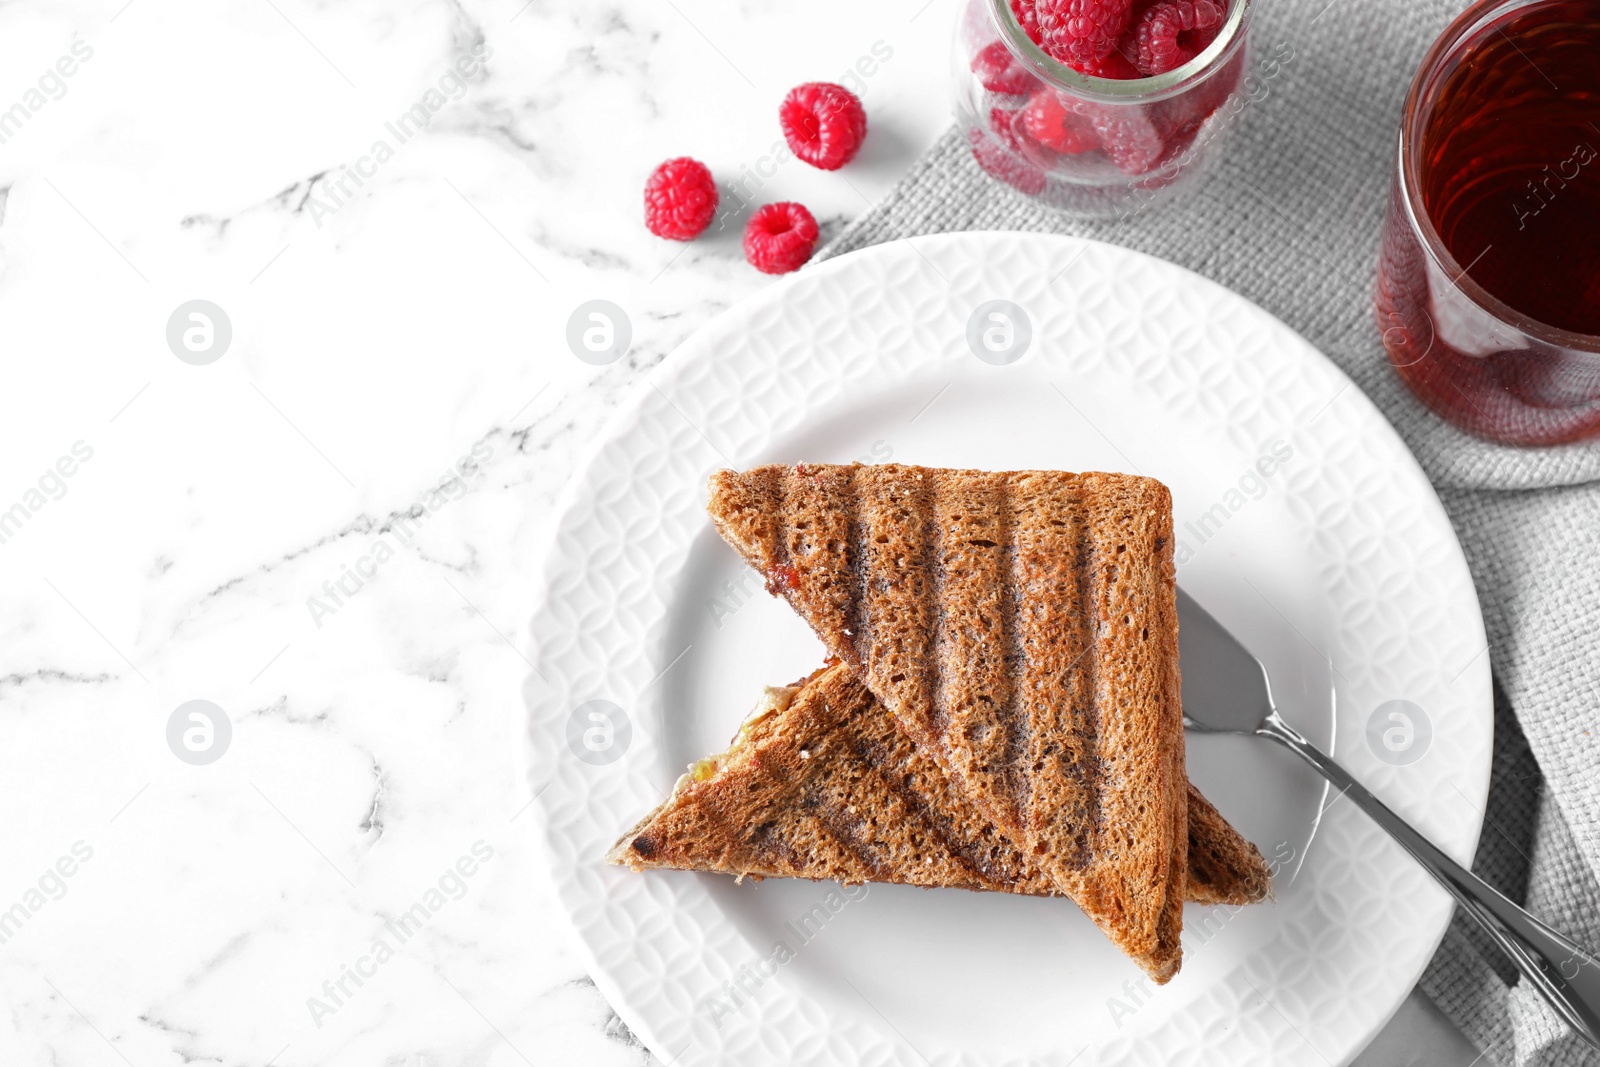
[705, 464, 1189, 980]
[609, 663, 1271, 911]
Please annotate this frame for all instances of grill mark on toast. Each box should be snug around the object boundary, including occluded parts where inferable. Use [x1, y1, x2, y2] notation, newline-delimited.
[857, 467, 935, 741]
[1007, 474, 1095, 878]
[999, 481, 1030, 833]
[801, 792, 895, 883]
[845, 466, 867, 665]
[797, 679, 959, 888]
[742, 813, 803, 873]
[783, 465, 857, 656]
[778, 810, 866, 883]
[1184, 785, 1270, 904]
[963, 472, 1123, 896]
[765, 466, 791, 589]
[925, 471, 1017, 832]
[927, 475, 949, 741]
[815, 678, 1017, 891]
[847, 729, 999, 888]
[1073, 481, 1103, 872]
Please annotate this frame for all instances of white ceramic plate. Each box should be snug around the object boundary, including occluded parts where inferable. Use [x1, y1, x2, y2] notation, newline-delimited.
[525, 232, 1491, 1067]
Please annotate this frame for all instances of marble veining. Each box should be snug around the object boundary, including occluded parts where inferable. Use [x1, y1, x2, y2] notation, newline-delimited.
[0, 0, 954, 1063]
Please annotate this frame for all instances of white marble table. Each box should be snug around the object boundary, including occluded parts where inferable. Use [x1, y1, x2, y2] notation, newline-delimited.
[0, 0, 1473, 1062]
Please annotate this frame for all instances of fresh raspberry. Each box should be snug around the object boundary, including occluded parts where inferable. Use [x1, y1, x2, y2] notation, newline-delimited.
[1010, 0, 1041, 40]
[1082, 46, 1140, 79]
[780, 83, 867, 171]
[1149, 43, 1241, 151]
[1155, 124, 1200, 165]
[990, 107, 1029, 154]
[743, 202, 819, 274]
[1035, 0, 1134, 69]
[1020, 90, 1100, 153]
[1086, 106, 1165, 173]
[1132, 0, 1224, 76]
[988, 105, 1055, 168]
[1152, 52, 1228, 136]
[967, 127, 1047, 195]
[1188, 19, 1224, 55]
[971, 41, 1036, 96]
[643, 157, 718, 241]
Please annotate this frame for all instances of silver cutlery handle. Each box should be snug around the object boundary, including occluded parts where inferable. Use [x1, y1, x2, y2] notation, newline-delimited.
[1257, 713, 1600, 1052]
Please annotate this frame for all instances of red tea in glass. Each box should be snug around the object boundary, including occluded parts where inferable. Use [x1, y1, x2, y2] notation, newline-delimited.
[1376, 0, 1600, 446]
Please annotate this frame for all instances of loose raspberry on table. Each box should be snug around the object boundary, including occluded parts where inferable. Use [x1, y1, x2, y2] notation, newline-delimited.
[743, 202, 819, 274]
[1035, 0, 1133, 69]
[1132, 0, 1225, 76]
[971, 40, 1036, 96]
[643, 157, 719, 241]
[780, 82, 868, 171]
[1020, 90, 1100, 153]
[967, 127, 1047, 195]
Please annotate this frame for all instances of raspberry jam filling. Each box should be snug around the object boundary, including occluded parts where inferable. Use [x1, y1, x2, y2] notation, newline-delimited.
[766, 564, 802, 596]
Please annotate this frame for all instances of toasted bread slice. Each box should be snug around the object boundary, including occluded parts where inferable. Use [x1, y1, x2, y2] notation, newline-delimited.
[706, 464, 1188, 980]
[609, 663, 1271, 908]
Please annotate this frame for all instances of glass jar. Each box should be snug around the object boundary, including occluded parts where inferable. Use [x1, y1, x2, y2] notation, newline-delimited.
[953, 0, 1253, 219]
[1375, 0, 1600, 447]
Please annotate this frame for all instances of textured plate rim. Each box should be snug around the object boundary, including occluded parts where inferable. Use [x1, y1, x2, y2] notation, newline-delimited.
[524, 231, 1491, 1067]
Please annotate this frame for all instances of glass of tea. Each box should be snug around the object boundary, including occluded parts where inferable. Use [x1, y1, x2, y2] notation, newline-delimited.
[1376, 0, 1600, 446]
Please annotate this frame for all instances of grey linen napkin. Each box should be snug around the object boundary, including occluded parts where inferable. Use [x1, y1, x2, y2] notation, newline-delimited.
[817, 2, 1600, 1062]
